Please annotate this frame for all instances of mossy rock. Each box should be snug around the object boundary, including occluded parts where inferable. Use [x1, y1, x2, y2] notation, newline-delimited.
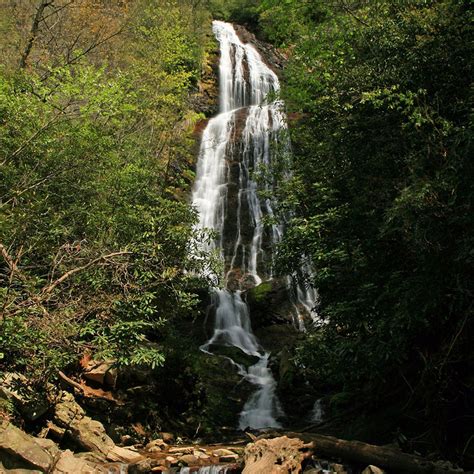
[244, 279, 295, 329]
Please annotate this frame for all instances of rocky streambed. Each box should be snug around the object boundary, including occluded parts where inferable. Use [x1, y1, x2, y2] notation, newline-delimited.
[0, 388, 391, 474]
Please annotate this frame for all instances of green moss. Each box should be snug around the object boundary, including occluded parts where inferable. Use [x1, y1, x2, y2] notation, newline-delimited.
[249, 280, 273, 303]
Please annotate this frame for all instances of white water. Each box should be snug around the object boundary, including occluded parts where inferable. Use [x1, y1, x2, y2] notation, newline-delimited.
[311, 398, 324, 423]
[178, 467, 229, 474]
[192, 21, 284, 430]
[192, 20, 319, 430]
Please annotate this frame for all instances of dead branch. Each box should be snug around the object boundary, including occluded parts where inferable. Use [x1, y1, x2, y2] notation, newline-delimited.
[58, 370, 84, 393]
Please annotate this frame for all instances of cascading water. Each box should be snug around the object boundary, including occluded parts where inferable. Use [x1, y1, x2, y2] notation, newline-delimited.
[192, 20, 315, 429]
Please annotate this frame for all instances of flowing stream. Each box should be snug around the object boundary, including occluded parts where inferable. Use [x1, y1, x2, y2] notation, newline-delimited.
[192, 20, 315, 429]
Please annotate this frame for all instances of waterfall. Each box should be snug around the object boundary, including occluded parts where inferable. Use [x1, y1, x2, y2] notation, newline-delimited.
[192, 20, 315, 429]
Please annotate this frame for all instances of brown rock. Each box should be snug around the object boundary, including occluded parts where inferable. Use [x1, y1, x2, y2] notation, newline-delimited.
[362, 466, 386, 474]
[179, 454, 199, 465]
[0, 421, 54, 472]
[212, 448, 236, 457]
[159, 432, 175, 443]
[106, 445, 143, 463]
[145, 439, 168, 452]
[168, 447, 193, 455]
[220, 454, 239, 462]
[53, 392, 115, 456]
[83, 360, 117, 388]
[165, 456, 179, 467]
[52, 450, 96, 473]
[243, 436, 309, 474]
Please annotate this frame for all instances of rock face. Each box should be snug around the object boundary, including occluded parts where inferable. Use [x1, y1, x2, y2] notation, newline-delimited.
[244, 279, 296, 328]
[233, 24, 287, 74]
[243, 436, 310, 474]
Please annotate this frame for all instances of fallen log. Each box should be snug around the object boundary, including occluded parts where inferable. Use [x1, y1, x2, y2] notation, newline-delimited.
[267, 432, 462, 474]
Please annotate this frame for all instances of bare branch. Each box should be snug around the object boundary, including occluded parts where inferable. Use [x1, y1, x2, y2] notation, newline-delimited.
[19, 0, 54, 69]
[41, 251, 132, 295]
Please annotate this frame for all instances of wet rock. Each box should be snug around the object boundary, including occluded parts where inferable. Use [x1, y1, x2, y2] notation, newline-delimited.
[207, 344, 260, 368]
[244, 279, 296, 328]
[0, 421, 55, 472]
[362, 466, 386, 474]
[129, 458, 165, 474]
[220, 454, 239, 462]
[233, 24, 287, 74]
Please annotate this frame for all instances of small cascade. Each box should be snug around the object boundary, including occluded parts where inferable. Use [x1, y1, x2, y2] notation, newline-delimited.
[311, 398, 324, 424]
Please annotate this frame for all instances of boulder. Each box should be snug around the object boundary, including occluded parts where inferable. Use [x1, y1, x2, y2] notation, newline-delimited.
[52, 392, 115, 455]
[32, 438, 61, 460]
[244, 279, 296, 329]
[52, 450, 123, 474]
[0, 421, 55, 472]
[52, 450, 96, 473]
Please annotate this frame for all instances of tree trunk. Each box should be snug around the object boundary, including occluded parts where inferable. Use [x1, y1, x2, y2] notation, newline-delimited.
[274, 432, 459, 474]
[19, 0, 51, 69]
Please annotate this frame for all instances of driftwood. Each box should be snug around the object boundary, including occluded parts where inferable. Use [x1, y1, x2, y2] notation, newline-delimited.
[264, 432, 461, 474]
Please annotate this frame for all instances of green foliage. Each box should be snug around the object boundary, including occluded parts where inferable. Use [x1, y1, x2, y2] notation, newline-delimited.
[265, 0, 473, 455]
[0, 0, 213, 384]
